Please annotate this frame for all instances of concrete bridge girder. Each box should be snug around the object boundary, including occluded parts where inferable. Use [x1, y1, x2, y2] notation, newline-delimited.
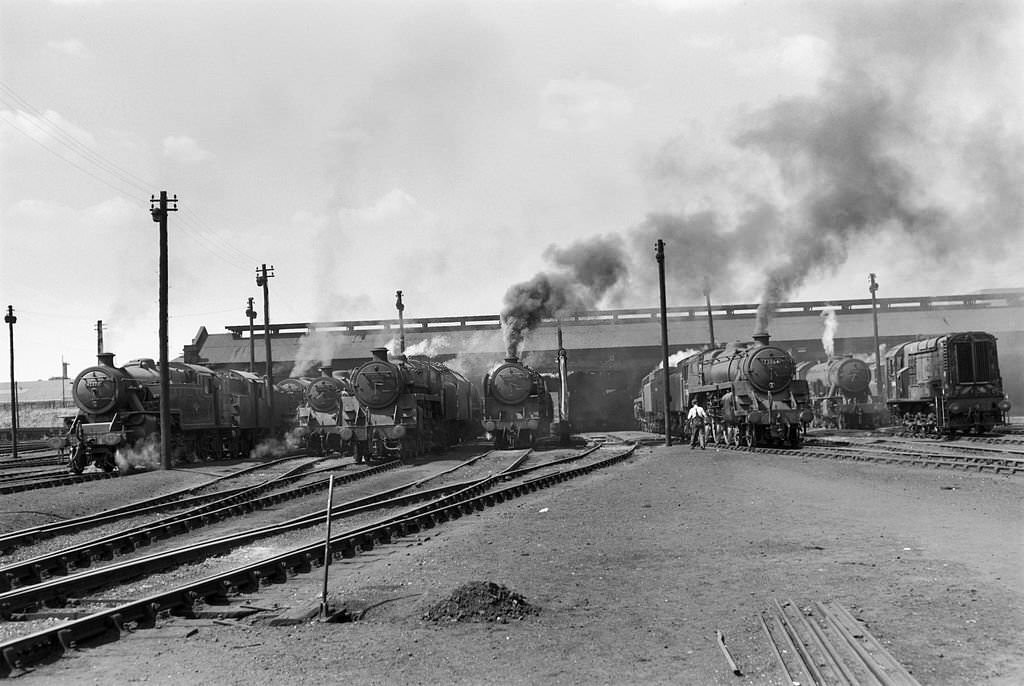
[187, 291, 1024, 412]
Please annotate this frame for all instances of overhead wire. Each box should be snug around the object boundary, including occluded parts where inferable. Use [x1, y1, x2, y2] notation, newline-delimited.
[0, 81, 264, 272]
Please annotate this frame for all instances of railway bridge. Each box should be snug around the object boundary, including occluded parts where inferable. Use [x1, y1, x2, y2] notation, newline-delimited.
[184, 289, 1024, 410]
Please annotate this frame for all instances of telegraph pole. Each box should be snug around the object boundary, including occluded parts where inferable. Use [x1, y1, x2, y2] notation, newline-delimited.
[655, 240, 672, 447]
[257, 264, 276, 425]
[150, 191, 177, 470]
[5, 306, 17, 459]
[245, 297, 257, 373]
[869, 273, 886, 403]
[395, 290, 406, 354]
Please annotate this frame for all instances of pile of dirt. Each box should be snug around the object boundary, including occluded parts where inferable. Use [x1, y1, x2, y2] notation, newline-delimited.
[422, 581, 540, 623]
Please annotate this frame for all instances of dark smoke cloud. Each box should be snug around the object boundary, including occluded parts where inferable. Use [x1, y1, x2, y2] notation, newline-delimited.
[500, 0, 1021, 344]
[737, 66, 954, 331]
[500, 235, 628, 358]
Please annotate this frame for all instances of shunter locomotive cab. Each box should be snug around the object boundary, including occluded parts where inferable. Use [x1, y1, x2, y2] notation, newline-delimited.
[885, 331, 1010, 434]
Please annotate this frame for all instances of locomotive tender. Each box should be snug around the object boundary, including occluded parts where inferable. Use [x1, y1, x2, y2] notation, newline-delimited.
[277, 367, 365, 458]
[482, 357, 554, 448]
[635, 333, 812, 447]
[53, 353, 285, 473]
[885, 331, 1011, 435]
[350, 348, 480, 460]
[795, 355, 888, 429]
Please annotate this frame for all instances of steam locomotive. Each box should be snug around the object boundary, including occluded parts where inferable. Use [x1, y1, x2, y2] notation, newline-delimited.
[794, 355, 888, 429]
[481, 357, 554, 448]
[52, 353, 288, 473]
[885, 331, 1011, 435]
[350, 348, 481, 460]
[277, 367, 365, 458]
[635, 333, 813, 447]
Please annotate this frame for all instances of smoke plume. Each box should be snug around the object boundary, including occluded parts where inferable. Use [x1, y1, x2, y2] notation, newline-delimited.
[500, 235, 629, 358]
[291, 330, 339, 378]
[501, 1, 1022, 340]
[820, 306, 839, 357]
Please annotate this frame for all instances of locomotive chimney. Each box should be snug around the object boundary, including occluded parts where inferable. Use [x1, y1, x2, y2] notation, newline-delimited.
[98, 352, 115, 367]
[370, 347, 389, 362]
[504, 356, 518, 364]
[753, 332, 771, 346]
[319, 365, 333, 377]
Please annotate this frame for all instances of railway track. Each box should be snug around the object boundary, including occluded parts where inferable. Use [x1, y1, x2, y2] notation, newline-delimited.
[735, 436, 1024, 474]
[0, 453, 332, 553]
[0, 470, 120, 494]
[0, 441, 637, 676]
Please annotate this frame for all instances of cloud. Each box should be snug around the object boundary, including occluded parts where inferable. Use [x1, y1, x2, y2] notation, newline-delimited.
[539, 76, 634, 133]
[162, 135, 212, 164]
[338, 188, 437, 229]
[0, 109, 96, 149]
[46, 39, 86, 56]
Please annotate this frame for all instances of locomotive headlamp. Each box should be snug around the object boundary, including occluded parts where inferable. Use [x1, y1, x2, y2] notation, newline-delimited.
[947, 402, 963, 414]
[392, 425, 406, 438]
[801, 410, 814, 424]
[483, 420, 496, 432]
[999, 400, 1012, 411]
[102, 433, 123, 446]
[340, 427, 353, 441]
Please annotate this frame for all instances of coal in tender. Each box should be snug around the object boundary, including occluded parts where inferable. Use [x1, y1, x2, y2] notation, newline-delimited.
[422, 581, 540, 623]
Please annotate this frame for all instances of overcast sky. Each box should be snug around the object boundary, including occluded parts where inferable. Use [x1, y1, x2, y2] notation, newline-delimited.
[1, 0, 1021, 380]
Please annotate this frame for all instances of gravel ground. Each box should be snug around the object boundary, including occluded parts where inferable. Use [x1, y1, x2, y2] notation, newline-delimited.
[2, 436, 1022, 685]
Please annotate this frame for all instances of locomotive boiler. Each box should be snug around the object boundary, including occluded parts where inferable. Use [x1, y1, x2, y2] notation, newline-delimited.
[795, 355, 888, 429]
[885, 331, 1011, 435]
[635, 333, 812, 447]
[481, 358, 554, 448]
[350, 348, 480, 460]
[54, 353, 280, 473]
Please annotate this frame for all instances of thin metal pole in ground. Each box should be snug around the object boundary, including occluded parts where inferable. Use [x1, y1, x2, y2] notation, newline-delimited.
[320, 475, 336, 618]
[655, 240, 672, 447]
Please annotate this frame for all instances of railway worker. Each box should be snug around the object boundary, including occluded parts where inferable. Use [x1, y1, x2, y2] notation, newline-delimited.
[686, 398, 708, 449]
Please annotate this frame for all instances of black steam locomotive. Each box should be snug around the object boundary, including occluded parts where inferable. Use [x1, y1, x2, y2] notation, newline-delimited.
[350, 348, 480, 460]
[52, 353, 288, 473]
[277, 367, 366, 458]
[635, 333, 813, 447]
[481, 357, 554, 448]
[794, 355, 888, 429]
[885, 331, 1011, 435]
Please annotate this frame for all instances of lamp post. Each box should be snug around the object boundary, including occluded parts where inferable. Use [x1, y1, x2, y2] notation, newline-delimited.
[655, 240, 672, 447]
[245, 297, 257, 373]
[869, 273, 886, 403]
[4, 306, 17, 459]
[395, 290, 405, 355]
[256, 264, 276, 425]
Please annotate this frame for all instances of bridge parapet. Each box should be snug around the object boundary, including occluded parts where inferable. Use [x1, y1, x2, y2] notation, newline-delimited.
[223, 290, 1024, 338]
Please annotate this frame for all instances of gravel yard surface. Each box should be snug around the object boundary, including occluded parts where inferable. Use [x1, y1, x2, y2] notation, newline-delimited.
[3, 436, 1022, 685]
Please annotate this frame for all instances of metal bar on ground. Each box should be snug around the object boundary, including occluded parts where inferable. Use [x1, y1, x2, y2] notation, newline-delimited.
[715, 630, 743, 676]
[759, 613, 798, 686]
[773, 598, 825, 686]
[319, 475, 336, 619]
